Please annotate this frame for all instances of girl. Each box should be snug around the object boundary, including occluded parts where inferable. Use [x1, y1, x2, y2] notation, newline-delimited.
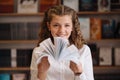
[30, 5, 94, 80]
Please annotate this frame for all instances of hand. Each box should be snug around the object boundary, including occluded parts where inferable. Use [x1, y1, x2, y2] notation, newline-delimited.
[69, 61, 82, 76]
[37, 56, 50, 80]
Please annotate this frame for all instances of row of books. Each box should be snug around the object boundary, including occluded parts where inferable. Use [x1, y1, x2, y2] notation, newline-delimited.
[0, 19, 119, 40]
[0, 49, 32, 67]
[62, 0, 120, 12]
[0, 45, 120, 67]
[0, 0, 120, 13]
[0, 0, 59, 13]
[88, 43, 120, 66]
[0, 73, 28, 80]
[0, 22, 40, 40]
[79, 17, 120, 40]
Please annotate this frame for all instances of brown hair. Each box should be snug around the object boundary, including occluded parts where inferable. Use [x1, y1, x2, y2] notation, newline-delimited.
[38, 5, 86, 49]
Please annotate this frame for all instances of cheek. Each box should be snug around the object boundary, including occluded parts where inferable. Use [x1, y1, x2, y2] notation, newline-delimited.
[68, 27, 73, 33]
[50, 29, 58, 36]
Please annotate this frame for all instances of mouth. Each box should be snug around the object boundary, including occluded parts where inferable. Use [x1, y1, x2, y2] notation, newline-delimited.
[57, 34, 66, 37]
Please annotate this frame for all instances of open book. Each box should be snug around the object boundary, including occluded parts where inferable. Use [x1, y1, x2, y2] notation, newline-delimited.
[35, 37, 81, 80]
[39, 37, 80, 62]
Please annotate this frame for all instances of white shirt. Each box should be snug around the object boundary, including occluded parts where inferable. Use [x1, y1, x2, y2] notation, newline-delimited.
[30, 38, 94, 80]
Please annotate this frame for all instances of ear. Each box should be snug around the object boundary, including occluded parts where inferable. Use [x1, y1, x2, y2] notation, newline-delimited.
[47, 22, 51, 31]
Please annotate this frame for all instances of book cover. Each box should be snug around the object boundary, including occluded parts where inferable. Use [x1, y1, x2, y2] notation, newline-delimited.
[12, 73, 26, 80]
[11, 49, 17, 67]
[0, 49, 11, 67]
[102, 19, 116, 39]
[17, 49, 32, 67]
[90, 18, 102, 40]
[27, 22, 40, 40]
[62, 0, 79, 11]
[111, 4, 120, 11]
[79, 0, 97, 11]
[0, 0, 14, 13]
[114, 22, 120, 38]
[39, 0, 59, 12]
[11, 23, 28, 40]
[0, 74, 10, 80]
[0, 23, 12, 40]
[114, 47, 120, 66]
[17, 0, 39, 13]
[11, 22, 40, 40]
[111, 0, 119, 11]
[98, 0, 111, 12]
[78, 17, 90, 40]
[88, 43, 99, 66]
[99, 47, 112, 66]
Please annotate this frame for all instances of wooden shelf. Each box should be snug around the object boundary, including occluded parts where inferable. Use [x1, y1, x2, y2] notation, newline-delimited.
[87, 39, 120, 47]
[0, 40, 38, 49]
[0, 13, 44, 16]
[0, 11, 120, 16]
[78, 11, 120, 15]
[0, 66, 120, 74]
[0, 39, 119, 44]
[87, 39, 120, 43]
[0, 67, 30, 71]
[0, 40, 38, 44]
[0, 39, 119, 48]
[94, 66, 120, 74]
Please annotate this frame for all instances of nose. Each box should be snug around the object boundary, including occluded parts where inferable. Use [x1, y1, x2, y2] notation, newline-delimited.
[58, 26, 65, 33]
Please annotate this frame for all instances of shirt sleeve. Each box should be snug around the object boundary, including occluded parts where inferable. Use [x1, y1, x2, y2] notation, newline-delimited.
[77, 45, 94, 80]
[30, 47, 48, 80]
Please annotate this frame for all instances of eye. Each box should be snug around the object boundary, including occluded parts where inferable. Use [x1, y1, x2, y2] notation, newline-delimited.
[53, 24, 59, 27]
[65, 24, 70, 28]
[52, 23, 60, 28]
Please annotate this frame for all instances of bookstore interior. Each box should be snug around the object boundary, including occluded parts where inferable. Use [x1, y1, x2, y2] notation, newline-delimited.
[0, 0, 120, 80]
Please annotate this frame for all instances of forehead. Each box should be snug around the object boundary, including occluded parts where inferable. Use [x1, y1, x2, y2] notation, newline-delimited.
[51, 14, 72, 22]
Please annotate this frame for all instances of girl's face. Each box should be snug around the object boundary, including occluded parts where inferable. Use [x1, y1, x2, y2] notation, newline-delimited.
[47, 15, 73, 39]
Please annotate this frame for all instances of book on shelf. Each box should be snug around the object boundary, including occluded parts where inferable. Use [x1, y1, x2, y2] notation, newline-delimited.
[0, 73, 10, 80]
[61, 0, 79, 12]
[17, 49, 32, 67]
[0, 48, 32, 67]
[0, 0, 14, 13]
[17, 0, 39, 13]
[111, 0, 119, 3]
[79, 0, 97, 11]
[0, 22, 40, 40]
[88, 43, 99, 66]
[39, 0, 59, 12]
[27, 22, 40, 40]
[0, 23, 12, 40]
[78, 17, 90, 40]
[114, 47, 120, 66]
[99, 47, 112, 66]
[11, 23, 28, 40]
[0, 49, 11, 67]
[12, 73, 26, 80]
[98, 0, 111, 12]
[102, 19, 116, 39]
[90, 18, 102, 40]
[114, 22, 120, 38]
[111, 0, 120, 11]
[11, 49, 17, 67]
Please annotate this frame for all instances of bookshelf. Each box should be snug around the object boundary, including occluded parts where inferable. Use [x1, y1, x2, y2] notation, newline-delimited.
[0, 0, 120, 80]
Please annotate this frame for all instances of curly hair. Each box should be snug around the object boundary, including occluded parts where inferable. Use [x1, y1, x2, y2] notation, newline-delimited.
[37, 5, 86, 49]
